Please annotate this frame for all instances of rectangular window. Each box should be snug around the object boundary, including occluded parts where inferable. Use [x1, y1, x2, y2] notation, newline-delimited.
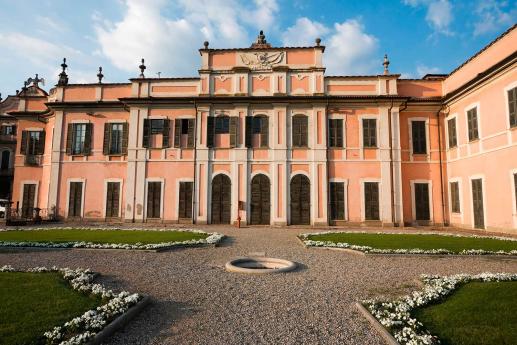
[328, 119, 343, 148]
[22, 184, 36, 218]
[28, 131, 41, 155]
[174, 118, 195, 148]
[447, 118, 457, 148]
[147, 181, 161, 219]
[508, 87, 517, 128]
[68, 182, 83, 218]
[72, 124, 87, 155]
[364, 182, 379, 220]
[150, 119, 164, 134]
[329, 182, 345, 220]
[1, 125, 15, 135]
[109, 124, 123, 154]
[467, 108, 479, 141]
[292, 116, 308, 147]
[105, 182, 120, 218]
[215, 117, 230, 134]
[450, 181, 460, 213]
[362, 119, 377, 148]
[178, 182, 193, 219]
[411, 121, 427, 154]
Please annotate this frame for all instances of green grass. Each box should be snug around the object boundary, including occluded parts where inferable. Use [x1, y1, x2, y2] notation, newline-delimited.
[0, 272, 102, 345]
[304, 233, 517, 253]
[0, 229, 208, 245]
[413, 281, 517, 345]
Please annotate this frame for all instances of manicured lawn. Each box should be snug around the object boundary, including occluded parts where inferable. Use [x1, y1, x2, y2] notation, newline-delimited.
[0, 272, 102, 345]
[304, 233, 517, 253]
[0, 229, 208, 245]
[413, 281, 517, 345]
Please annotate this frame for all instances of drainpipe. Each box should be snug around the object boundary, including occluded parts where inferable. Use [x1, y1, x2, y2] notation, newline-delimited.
[437, 104, 449, 227]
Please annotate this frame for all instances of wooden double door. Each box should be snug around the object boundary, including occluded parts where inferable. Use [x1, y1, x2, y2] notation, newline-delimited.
[250, 174, 270, 225]
[211, 174, 231, 224]
[290, 175, 310, 225]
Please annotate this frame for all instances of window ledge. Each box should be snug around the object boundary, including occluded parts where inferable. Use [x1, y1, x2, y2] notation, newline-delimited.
[468, 138, 480, 143]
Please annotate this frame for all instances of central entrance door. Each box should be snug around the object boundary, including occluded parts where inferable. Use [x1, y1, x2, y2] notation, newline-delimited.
[290, 174, 310, 225]
[211, 174, 231, 224]
[250, 174, 270, 225]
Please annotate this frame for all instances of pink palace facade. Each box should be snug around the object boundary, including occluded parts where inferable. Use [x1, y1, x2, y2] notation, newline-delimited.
[1, 27, 516, 234]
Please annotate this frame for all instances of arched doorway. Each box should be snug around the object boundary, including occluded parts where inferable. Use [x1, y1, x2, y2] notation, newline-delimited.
[290, 174, 310, 225]
[250, 174, 270, 225]
[211, 174, 231, 224]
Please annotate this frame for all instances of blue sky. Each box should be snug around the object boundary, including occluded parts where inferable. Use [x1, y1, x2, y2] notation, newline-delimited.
[0, 0, 515, 98]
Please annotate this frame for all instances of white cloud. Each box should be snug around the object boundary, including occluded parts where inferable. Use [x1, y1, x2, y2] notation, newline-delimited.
[281, 17, 330, 46]
[416, 64, 441, 77]
[325, 20, 379, 75]
[403, 0, 454, 36]
[94, 0, 280, 76]
[282, 18, 379, 75]
[473, 0, 516, 36]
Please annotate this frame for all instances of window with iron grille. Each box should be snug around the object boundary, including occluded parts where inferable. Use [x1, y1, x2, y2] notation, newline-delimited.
[508, 87, 517, 128]
[467, 108, 479, 141]
[328, 119, 343, 148]
[450, 181, 460, 213]
[362, 119, 377, 148]
[447, 118, 457, 148]
[411, 120, 427, 154]
[292, 115, 308, 147]
[68, 182, 83, 217]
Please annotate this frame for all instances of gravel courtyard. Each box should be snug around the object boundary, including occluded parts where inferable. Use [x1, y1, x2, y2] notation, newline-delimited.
[2, 226, 517, 345]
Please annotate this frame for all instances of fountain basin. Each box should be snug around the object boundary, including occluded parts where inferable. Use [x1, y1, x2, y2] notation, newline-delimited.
[225, 257, 297, 274]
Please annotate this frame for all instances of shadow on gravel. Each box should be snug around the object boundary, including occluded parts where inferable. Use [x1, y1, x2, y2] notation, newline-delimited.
[217, 236, 235, 247]
[104, 299, 198, 345]
[293, 262, 308, 273]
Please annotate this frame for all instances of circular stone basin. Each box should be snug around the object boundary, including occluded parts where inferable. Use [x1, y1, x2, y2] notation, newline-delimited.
[225, 257, 297, 274]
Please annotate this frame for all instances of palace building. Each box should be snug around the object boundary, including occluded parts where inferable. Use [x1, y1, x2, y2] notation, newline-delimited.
[1, 26, 516, 233]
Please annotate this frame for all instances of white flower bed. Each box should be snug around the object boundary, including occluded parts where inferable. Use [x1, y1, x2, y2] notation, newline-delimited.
[362, 272, 517, 345]
[0, 227, 225, 250]
[0, 265, 143, 345]
[299, 231, 517, 256]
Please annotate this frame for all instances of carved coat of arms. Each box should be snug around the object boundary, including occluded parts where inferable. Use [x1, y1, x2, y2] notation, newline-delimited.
[240, 52, 284, 70]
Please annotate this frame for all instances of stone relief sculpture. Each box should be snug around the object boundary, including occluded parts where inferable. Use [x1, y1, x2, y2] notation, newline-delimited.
[240, 52, 284, 70]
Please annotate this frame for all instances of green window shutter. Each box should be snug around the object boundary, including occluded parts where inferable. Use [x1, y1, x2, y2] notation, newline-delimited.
[364, 182, 379, 220]
[83, 123, 93, 155]
[122, 122, 129, 154]
[412, 121, 426, 154]
[260, 116, 269, 147]
[245, 116, 253, 148]
[20, 130, 27, 155]
[206, 117, 214, 148]
[300, 116, 308, 147]
[37, 131, 45, 155]
[328, 119, 335, 147]
[174, 119, 181, 148]
[103, 123, 110, 155]
[508, 88, 517, 127]
[187, 119, 195, 148]
[162, 119, 170, 148]
[363, 119, 376, 147]
[142, 119, 150, 148]
[229, 116, 238, 147]
[66, 123, 74, 155]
